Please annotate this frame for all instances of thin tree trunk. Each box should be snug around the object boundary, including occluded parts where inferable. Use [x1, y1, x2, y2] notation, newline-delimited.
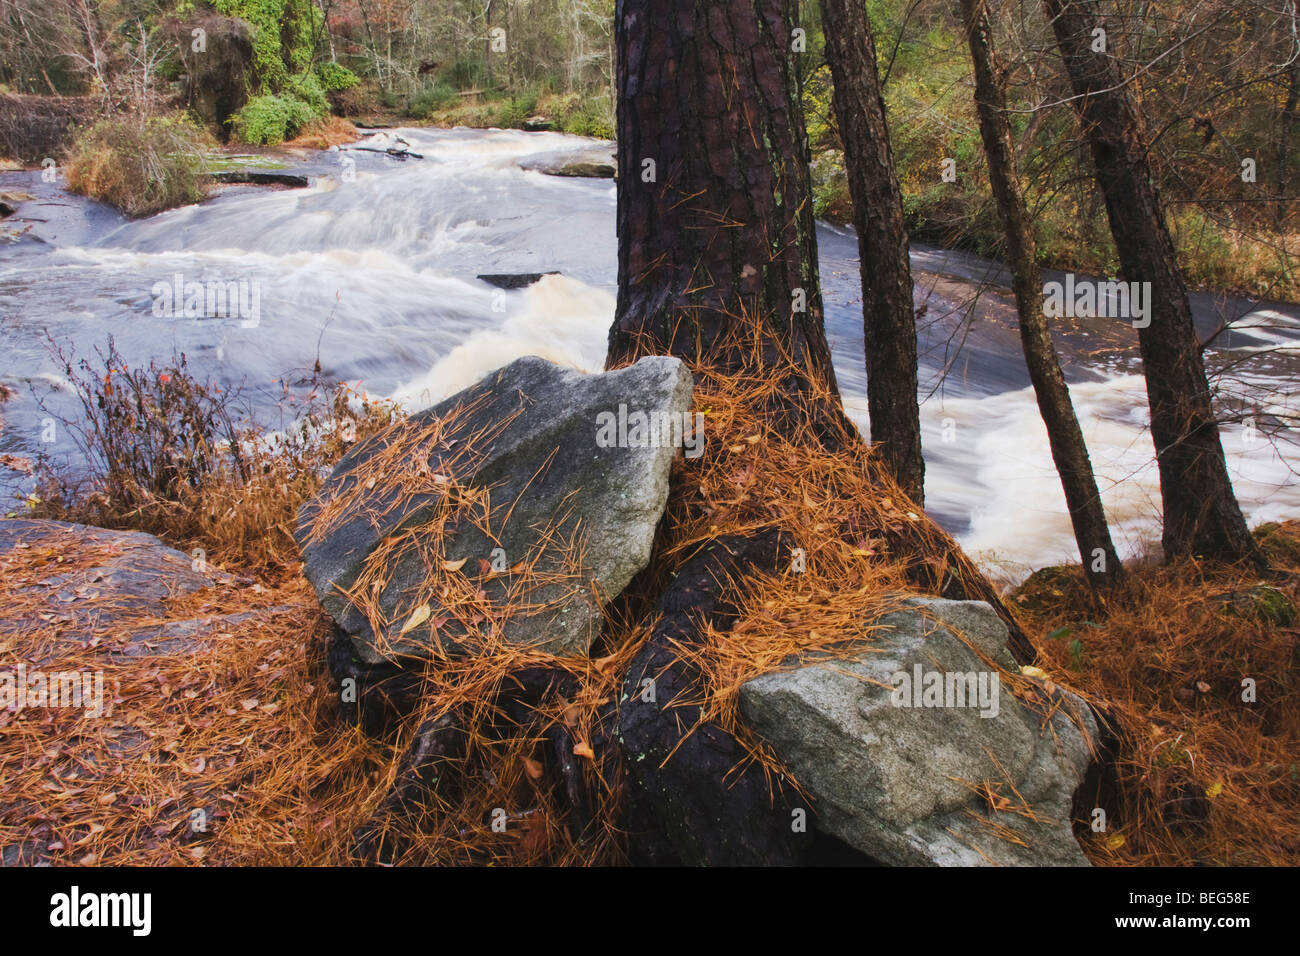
[1042, 0, 1264, 568]
[818, 0, 925, 506]
[606, 0, 839, 403]
[1277, 46, 1298, 231]
[15, 5, 59, 95]
[357, 0, 384, 89]
[962, 0, 1122, 587]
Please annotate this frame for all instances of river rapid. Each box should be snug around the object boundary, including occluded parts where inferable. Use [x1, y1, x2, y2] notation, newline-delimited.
[2, 126, 1297, 585]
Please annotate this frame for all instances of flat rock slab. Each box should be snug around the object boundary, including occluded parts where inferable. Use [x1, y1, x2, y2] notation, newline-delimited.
[209, 170, 309, 188]
[0, 518, 313, 867]
[739, 598, 1097, 866]
[108, 606, 299, 660]
[477, 272, 561, 289]
[518, 145, 616, 178]
[298, 355, 694, 665]
[0, 519, 226, 656]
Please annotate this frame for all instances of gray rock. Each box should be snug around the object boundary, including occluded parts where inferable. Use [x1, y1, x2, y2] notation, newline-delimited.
[476, 272, 560, 289]
[0, 518, 300, 866]
[0, 518, 294, 663]
[0, 840, 47, 867]
[518, 145, 616, 178]
[298, 355, 694, 665]
[739, 598, 1097, 866]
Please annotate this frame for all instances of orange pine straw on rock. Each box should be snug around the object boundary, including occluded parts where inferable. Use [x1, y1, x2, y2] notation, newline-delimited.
[628, 354, 1094, 808]
[0, 570, 367, 866]
[0, 352, 1090, 866]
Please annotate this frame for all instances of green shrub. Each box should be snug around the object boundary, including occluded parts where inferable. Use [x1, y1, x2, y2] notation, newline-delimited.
[560, 95, 615, 139]
[285, 71, 329, 117]
[232, 92, 318, 145]
[407, 81, 459, 118]
[65, 114, 206, 217]
[213, 0, 320, 91]
[317, 62, 359, 92]
[495, 89, 541, 128]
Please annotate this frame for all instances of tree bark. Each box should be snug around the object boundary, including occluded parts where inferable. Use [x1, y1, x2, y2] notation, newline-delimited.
[1277, 47, 1298, 232]
[961, 0, 1122, 588]
[607, 0, 839, 400]
[1041, 0, 1264, 568]
[603, 0, 1037, 865]
[818, 0, 925, 506]
[616, 529, 813, 864]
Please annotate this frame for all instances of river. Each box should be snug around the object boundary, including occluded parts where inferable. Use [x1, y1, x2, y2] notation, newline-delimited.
[1, 126, 1297, 585]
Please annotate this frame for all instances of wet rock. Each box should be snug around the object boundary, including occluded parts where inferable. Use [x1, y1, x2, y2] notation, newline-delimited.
[0, 518, 299, 666]
[109, 606, 298, 660]
[476, 272, 561, 289]
[0, 519, 224, 656]
[209, 170, 309, 188]
[518, 146, 616, 178]
[0, 518, 308, 866]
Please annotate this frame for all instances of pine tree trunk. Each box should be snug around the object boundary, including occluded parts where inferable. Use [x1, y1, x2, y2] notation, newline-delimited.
[1042, 0, 1264, 568]
[818, 0, 925, 506]
[606, 0, 839, 400]
[962, 0, 1122, 587]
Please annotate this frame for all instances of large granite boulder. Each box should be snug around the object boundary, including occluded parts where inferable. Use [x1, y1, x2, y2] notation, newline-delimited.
[739, 598, 1096, 866]
[298, 355, 695, 665]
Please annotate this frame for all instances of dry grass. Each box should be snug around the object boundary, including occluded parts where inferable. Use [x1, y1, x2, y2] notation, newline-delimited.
[283, 117, 361, 150]
[4, 345, 1295, 866]
[31, 338, 401, 576]
[1013, 532, 1300, 866]
[64, 114, 210, 218]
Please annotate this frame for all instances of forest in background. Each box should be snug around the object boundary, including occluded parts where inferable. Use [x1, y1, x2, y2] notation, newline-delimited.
[0, 0, 1296, 299]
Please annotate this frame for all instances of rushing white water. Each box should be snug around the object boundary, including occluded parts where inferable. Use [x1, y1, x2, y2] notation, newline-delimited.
[1, 126, 1296, 585]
